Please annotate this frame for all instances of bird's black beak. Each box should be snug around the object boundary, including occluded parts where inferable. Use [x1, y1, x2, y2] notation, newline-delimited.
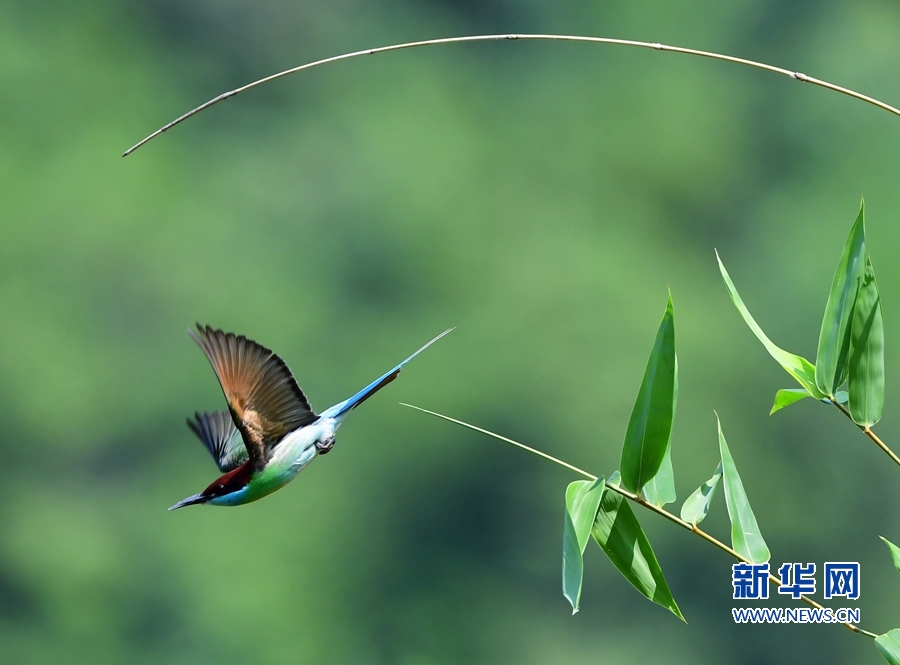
[168, 492, 207, 511]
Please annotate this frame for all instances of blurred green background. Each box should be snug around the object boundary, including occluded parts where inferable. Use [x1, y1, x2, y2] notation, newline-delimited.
[3, 0, 900, 663]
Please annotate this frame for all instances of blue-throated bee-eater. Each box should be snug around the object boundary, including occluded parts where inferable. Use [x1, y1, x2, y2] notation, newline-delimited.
[169, 325, 452, 510]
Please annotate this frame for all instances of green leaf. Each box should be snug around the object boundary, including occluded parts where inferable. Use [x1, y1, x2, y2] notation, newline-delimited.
[876, 630, 900, 665]
[717, 415, 770, 563]
[642, 355, 678, 507]
[562, 478, 606, 613]
[680, 461, 723, 525]
[621, 294, 676, 493]
[816, 203, 866, 396]
[642, 444, 675, 507]
[880, 536, 900, 575]
[834, 390, 849, 405]
[770, 389, 811, 415]
[716, 251, 824, 399]
[848, 255, 884, 426]
[591, 489, 684, 621]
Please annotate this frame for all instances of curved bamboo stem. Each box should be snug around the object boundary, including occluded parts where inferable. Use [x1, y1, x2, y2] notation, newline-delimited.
[123, 33, 900, 156]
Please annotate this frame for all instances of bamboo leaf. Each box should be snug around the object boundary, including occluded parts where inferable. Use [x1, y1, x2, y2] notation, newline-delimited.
[849, 255, 884, 426]
[591, 489, 685, 621]
[816, 203, 866, 396]
[621, 295, 676, 493]
[680, 462, 723, 526]
[876, 630, 900, 665]
[880, 536, 900, 575]
[562, 478, 606, 613]
[718, 415, 770, 563]
[770, 389, 811, 415]
[642, 355, 678, 507]
[642, 444, 676, 507]
[716, 252, 824, 399]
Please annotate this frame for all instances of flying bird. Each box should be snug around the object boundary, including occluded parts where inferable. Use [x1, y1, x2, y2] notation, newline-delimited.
[170, 325, 452, 510]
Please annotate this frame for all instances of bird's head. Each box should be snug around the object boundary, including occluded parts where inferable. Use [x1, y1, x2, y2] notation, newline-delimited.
[168, 462, 253, 511]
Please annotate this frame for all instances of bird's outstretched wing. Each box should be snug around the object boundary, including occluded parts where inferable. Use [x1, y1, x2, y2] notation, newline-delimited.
[189, 325, 319, 470]
[187, 410, 249, 472]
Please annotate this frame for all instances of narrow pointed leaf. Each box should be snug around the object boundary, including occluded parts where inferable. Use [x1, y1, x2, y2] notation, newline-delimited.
[680, 461, 723, 525]
[717, 252, 824, 399]
[642, 444, 676, 507]
[591, 489, 685, 621]
[718, 416, 770, 563]
[770, 389, 811, 415]
[621, 295, 676, 492]
[562, 478, 606, 613]
[816, 203, 866, 395]
[848, 255, 884, 426]
[876, 630, 900, 665]
[880, 537, 900, 575]
[607, 470, 621, 486]
[834, 390, 849, 405]
[642, 355, 678, 506]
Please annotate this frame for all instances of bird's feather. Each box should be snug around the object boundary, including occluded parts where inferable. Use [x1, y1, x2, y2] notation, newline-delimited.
[189, 325, 318, 470]
[187, 410, 249, 472]
[321, 327, 455, 420]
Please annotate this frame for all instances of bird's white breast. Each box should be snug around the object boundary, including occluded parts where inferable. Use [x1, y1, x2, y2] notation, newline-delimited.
[271, 418, 337, 472]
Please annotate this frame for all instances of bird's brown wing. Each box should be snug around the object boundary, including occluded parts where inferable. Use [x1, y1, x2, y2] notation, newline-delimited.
[189, 325, 318, 470]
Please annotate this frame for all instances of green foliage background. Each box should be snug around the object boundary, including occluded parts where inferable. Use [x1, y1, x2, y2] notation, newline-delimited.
[2, 0, 900, 663]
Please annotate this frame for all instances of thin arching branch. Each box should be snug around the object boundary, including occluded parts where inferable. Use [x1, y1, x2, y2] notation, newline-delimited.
[123, 33, 900, 156]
